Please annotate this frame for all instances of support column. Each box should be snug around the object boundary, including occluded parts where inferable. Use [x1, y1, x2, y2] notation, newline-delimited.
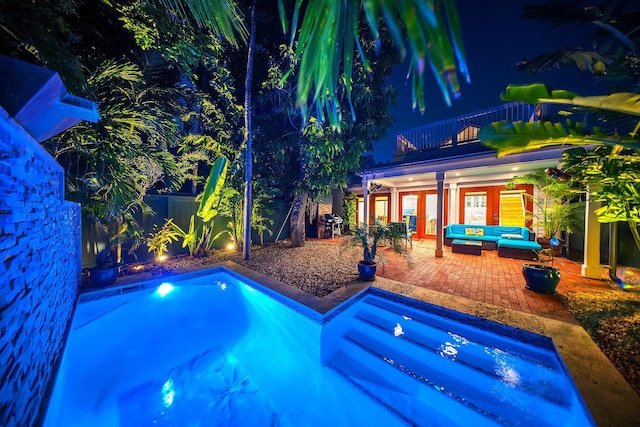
[436, 172, 445, 257]
[390, 187, 398, 222]
[448, 182, 458, 225]
[582, 190, 602, 278]
[362, 177, 369, 225]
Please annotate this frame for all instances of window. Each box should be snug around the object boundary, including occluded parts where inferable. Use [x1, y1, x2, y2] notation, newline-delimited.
[464, 192, 486, 225]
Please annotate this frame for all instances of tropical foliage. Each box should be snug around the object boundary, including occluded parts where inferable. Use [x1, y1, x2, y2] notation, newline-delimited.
[517, 0, 639, 92]
[342, 220, 412, 266]
[507, 169, 584, 239]
[278, 0, 470, 128]
[2, 0, 471, 260]
[171, 156, 232, 257]
[480, 83, 640, 254]
[254, 31, 397, 246]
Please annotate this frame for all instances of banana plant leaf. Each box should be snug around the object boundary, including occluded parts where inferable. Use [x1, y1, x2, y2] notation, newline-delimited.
[479, 120, 640, 157]
[500, 83, 640, 117]
[196, 156, 228, 222]
[480, 84, 640, 156]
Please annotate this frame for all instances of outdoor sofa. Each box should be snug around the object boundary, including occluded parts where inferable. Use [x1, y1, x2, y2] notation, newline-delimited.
[444, 224, 541, 260]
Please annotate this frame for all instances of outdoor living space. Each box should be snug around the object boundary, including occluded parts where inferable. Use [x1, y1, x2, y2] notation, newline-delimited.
[3, 1, 640, 426]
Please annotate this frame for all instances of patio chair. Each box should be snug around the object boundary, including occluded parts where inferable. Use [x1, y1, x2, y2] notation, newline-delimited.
[389, 221, 413, 250]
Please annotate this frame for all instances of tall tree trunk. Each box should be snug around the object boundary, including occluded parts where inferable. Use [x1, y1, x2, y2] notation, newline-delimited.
[290, 191, 307, 247]
[242, 0, 256, 260]
[191, 163, 198, 194]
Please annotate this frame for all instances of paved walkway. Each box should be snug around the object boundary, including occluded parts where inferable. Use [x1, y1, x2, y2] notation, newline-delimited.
[375, 239, 611, 323]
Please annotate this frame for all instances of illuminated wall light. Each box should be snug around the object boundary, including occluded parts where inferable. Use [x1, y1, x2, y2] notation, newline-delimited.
[156, 283, 175, 297]
[455, 173, 460, 176]
[511, 167, 519, 171]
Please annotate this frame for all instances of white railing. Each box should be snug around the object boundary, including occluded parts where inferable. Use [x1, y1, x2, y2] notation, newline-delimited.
[394, 102, 542, 155]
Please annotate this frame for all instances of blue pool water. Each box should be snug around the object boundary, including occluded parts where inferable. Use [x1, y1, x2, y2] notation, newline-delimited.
[44, 268, 594, 426]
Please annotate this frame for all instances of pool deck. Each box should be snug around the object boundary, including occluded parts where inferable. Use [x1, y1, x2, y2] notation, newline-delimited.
[95, 240, 640, 426]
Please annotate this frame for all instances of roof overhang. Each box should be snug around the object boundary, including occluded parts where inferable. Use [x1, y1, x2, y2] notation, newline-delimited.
[355, 147, 566, 190]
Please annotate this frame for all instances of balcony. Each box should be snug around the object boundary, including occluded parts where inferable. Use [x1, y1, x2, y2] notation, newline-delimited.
[393, 102, 543, 162]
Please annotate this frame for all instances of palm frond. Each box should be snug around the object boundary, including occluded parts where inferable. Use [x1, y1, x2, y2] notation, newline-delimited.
[152, 0, 247, 47]
[517, 49, 610, 75]
[280, 0, 469, 129]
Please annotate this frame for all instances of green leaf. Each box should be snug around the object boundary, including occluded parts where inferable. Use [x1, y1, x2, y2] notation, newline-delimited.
[197, 156, 228, 222]
[478, 120, 640, 157]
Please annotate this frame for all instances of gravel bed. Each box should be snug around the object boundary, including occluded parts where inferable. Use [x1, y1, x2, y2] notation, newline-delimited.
[121, 240, 362, 297]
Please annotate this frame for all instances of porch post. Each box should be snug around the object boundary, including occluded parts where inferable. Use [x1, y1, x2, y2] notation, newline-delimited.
[390, 187, 398, 222]
[448, 182, 458, 224]
[582, 189, 602, 279]
[436, 172, 445, 257]
[362, 176, 369, 226]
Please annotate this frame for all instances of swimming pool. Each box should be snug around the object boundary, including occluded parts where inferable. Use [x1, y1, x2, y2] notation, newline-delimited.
[43, 267, 595, 426]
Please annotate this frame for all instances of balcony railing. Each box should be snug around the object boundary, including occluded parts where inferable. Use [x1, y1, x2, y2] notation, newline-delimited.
[395, 102, 542, 156]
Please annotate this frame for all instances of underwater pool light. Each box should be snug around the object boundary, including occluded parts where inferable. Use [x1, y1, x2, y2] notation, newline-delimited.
[156, 283, 175, 298]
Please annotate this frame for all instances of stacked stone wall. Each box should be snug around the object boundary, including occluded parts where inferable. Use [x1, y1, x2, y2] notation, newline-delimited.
[0, 107, 81, 426]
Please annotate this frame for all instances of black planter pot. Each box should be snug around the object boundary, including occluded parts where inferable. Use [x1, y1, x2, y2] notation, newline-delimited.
[522, 264, 560, 294]
[358, 261, 377, 281]
[88, 266, 120, 287]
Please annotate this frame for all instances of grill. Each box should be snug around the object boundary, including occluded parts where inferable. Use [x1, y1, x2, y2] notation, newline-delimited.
[323, 214, 343, 239]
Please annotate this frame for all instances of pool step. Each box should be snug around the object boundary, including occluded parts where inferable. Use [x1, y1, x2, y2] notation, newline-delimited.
[326, 294, 574, 426]
[354, 300, 571, 404]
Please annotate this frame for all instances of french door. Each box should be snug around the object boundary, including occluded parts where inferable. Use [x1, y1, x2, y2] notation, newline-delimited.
[357, 194, 390, 225]
[399, 190, 448, 239]
[459, 185, 533, 226]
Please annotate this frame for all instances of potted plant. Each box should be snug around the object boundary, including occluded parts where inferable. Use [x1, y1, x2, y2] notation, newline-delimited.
[343, 220, 412, 281]
[88, 246, 121, 287]
[522, 238, 561, 293]
[508, 169, 584, 256]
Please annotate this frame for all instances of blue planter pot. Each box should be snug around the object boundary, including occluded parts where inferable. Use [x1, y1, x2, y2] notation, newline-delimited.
[523, 264, 560, 294]
[358, 261, 377, 281]
[88, 266, 120, 287]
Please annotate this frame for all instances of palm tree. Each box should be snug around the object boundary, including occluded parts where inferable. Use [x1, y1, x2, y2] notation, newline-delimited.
[48, 60, 185, 263]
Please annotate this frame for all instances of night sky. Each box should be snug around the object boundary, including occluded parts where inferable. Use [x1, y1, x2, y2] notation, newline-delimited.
[372, 0, 607, 163]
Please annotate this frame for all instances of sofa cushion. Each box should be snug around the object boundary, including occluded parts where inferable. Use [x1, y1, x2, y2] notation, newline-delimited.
[448, 233, 499, 242]
[501, 233, 523, 240]
[493, 226, 523, 236]
[464, 227, 485, 237]
[498, 239, 541, 250]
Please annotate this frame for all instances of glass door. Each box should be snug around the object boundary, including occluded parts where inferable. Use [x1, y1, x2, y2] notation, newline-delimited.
[357, 198, 365, 226]
[464, 192, 487, 225]
[401, 194, 418, 233]
[373, 195, 389, 224]
[424, 194, 438, 235]
[400, 190, 448, 239]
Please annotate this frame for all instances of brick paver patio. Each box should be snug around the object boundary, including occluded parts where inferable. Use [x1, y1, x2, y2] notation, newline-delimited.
[376, 239, 611, 324]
